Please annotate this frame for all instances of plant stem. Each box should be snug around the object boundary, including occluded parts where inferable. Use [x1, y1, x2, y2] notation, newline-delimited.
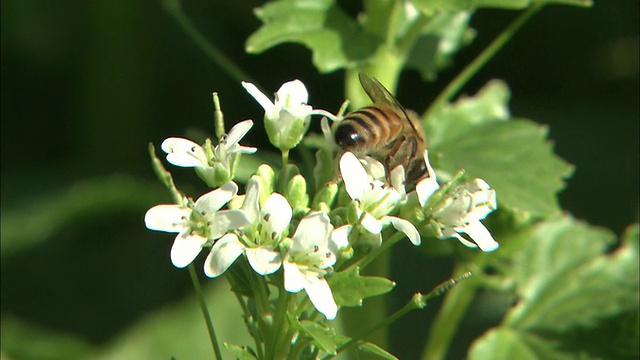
[188, 264, 223, 360]
[424, 4, 545, 119]
[332, 292, 426, 357]
[420, 262, 477, 360]
[163, 0, 255, 84]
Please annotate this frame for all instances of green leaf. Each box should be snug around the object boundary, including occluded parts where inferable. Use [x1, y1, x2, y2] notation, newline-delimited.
[426, 81, 573, 218]
[246, 0, 379, 73]
[411, 0, 591, 12]
[469, 328, 576, 360]
[356, 341, 399, 359]
[224, 343, 258, 360]
[294, 320, 339, 355]
[505, 217, 639, 333]
[406, 11, 476, 80]
[329, 266, 395, 307]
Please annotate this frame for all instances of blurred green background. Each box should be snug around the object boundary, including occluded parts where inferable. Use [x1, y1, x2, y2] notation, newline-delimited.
[2, 0, 638, 359]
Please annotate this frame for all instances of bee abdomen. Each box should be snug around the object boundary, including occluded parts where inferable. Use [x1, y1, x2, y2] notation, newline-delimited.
[335, 106, 401, 151]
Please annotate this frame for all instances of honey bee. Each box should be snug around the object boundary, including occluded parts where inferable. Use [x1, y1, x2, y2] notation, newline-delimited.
[335, 73, 428, 188]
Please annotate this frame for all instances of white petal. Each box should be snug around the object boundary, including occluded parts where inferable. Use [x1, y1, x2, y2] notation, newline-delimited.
[340, 152, 369, 201]
[209, 210, 251, 239]
[441, 227, 477, 248]
[225, 119, 254, 148]
[362, 156, 386, 181]
[390, 165, 406, 197]
[242, 82, 274, 113]
[417, 150, 440, 207]
[195, 182, 238, 213]
[262, 193, 292, 235]
[204, 233, 245, 277]
[330, 225, 351, 252]
[305, 275, 338, 320]
[170, 233, 207, 268]
[242, 178, 261, 223]
[161, 137, 208, 167]
[360, 212, 382, 235]
[246, 247, 282, 275]
[385, 216, 421, 246]
[291, 212, 332, 252]
[456, 220, 499, 252]
[144, 205, 189, 233]
[283, 260, 305, 292]
[275, 80, 309, 107]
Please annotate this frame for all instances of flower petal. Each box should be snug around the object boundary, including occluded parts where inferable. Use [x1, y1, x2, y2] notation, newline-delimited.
[170, 232, 207, 268]
[456, 220, 499, 252]
[144, 205, 189, 233]
[291, 212, 332, 252]
[242, 82, 274, 114]
[262, 193, 292, 235]
[283, 260, 305, 292]
[195, 182, 238, 213]
[225, 120, 255, 149]
[209, 210, 251, 239]
[304, 275, 338, 320]
[330, 225, 351, 253]
[417, 150, 439, 207]
[390, 165, 406, 197]
[441, 228, 477, 248]
[275, 80, 309, 108]
[161, 137, 208, 167]
[385, 216, 421, 246]
[340, 152, 369, 201]
[204, 233, 245, 277]
[360, 212, 382, 235]
[242, 178, 261, 223]
[246, 247, 282, 275]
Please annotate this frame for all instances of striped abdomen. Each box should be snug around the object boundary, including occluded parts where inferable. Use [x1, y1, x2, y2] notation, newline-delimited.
[334, 106, 405, 157]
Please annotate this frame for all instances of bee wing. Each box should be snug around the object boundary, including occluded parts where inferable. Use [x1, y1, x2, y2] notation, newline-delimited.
[358, 72, 425, 140]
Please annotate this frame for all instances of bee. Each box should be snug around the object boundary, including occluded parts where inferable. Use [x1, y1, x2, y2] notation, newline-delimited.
[334, 73, 428, 188]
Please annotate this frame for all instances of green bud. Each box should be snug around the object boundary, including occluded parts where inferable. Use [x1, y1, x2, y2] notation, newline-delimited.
[285, 174, 309, 211]
[347, 201, 360, 224]
[278, 164, 300, 194]
[312, 182, 338, 210]
[255, 164, 275, 205]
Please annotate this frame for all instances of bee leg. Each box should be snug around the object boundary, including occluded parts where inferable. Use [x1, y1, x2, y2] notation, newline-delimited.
[384, 135, 419, 183]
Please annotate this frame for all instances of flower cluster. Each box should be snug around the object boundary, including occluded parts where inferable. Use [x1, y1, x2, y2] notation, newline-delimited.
[145, 78, 499, 322]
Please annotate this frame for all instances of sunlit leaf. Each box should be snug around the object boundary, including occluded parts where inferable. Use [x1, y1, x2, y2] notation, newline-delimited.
[505, 217, 639, 332]
[426, 81, 573, 218]
[329, 266, 395, 307]
[246, 0, 379, 73]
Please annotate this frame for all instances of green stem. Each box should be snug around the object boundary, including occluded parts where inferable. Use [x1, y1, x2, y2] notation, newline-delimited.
[331, 292, 426, 358]
[281, 149, 290, 167]
[423, 4, 545, 119]
[188, 264, 223, 360]
[420, 262, 477, 360]
[163, 0, 255, 84]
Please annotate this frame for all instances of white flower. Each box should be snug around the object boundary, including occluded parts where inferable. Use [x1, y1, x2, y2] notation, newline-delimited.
[144, 182, 250, 268]
[160, 120, 257, 186]
[242, 80, 313, 151]
[339, 152, 421, 246]
[432, 178, 499, 252]
[283, 212, 349, 320]
[204, 178, 292, 277]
